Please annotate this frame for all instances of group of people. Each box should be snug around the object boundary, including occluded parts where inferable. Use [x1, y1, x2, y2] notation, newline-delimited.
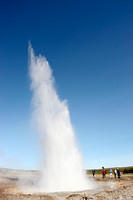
[92, 167, 121, 179]
[102, 167, 121, 179]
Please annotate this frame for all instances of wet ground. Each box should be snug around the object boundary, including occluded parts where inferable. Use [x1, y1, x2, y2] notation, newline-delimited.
[0, 170, 133, 199]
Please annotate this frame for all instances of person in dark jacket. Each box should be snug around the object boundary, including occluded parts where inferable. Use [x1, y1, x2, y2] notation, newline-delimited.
[92, 170, 95, 177]
[117, 168, 121, 179]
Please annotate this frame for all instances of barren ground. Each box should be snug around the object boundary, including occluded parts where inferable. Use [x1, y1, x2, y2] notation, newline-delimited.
[0, 169, 133, 200]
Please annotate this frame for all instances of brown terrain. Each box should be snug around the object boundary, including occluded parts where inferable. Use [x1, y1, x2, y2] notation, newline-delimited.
[0, 169, 133, 200]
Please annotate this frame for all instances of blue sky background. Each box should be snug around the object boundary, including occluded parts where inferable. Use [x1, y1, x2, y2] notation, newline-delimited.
[0, 0, 133, 169]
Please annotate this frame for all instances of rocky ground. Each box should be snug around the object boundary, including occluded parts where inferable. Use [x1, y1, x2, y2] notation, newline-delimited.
[0, 169, 133, 199]
[88, 175, 133, 200]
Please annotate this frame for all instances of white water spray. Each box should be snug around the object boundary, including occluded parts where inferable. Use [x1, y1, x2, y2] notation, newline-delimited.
[29, 45, 93, 192]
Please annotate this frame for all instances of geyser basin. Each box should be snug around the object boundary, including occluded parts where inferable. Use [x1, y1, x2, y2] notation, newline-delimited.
[29, 44, 93, 192]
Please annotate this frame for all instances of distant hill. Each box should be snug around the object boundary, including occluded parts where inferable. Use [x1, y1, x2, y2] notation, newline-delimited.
[0, 168, 38, 173]
[0, 168, 39, 178]
[0, 166, 132, 176]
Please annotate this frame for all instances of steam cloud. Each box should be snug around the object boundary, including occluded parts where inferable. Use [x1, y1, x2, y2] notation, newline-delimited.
[29, 44, 93, 192]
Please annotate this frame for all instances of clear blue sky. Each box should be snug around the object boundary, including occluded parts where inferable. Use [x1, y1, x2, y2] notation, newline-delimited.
[0, 0, 133, 170]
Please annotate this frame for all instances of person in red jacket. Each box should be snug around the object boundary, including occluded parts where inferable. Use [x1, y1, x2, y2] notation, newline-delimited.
[102, 166, 106, 178]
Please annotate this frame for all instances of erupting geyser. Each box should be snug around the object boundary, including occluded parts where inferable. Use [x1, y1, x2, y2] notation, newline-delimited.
[29, 44, 93, 192]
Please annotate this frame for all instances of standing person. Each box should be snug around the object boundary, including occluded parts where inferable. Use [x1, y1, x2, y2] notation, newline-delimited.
[92, 170, 96, 177]
[102, 166, 106, 179]
[114, 169, 117, 179]
[92, 170, 95, 177]
[109, 168, 113, 179]
[117, 168, 121, 179]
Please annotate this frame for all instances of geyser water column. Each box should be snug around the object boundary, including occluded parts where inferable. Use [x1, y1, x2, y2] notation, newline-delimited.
[29, 45, 93, 192]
